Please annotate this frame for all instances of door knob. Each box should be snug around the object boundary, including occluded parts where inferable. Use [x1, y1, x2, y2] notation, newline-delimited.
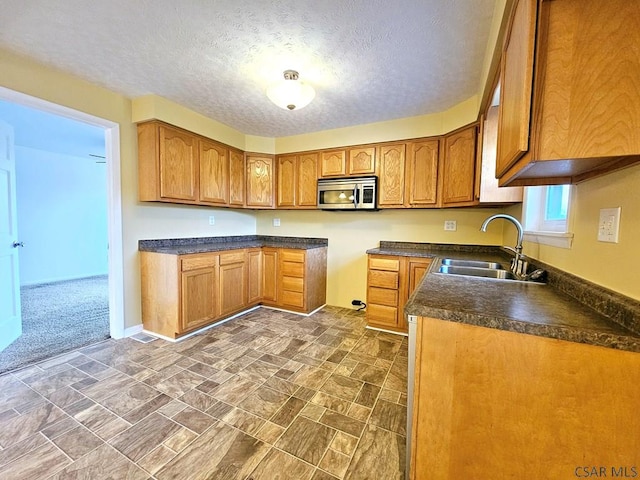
[12, 241, 24, 248]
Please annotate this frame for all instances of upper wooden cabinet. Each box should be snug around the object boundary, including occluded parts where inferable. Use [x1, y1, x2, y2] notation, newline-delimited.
[319, 147, 376, 177]
[377, 144, 406, 207]
[276, 152, 318, 209]
[229, 148, 245, 207]
[406, 139, 439, 207]
[199, 138, 229, 205]
[320, 150, 347, 177]
[139, 121, 198, 203]
[348, 147, 376, 175]
[440, 124, 478, 207]
[497, 0, 640, 186]
[477, 106, 523, 204]
[246, 154, 275, 208]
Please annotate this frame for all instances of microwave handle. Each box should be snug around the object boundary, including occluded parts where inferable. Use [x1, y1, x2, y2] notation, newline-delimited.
[353, 188, 359, 208]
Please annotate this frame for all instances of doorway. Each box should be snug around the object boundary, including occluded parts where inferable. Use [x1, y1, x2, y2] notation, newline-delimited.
[0, 87, 124, 373]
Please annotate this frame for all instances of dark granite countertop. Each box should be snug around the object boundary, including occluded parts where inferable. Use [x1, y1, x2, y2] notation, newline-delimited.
[369, 242, 640, 353]
[139, 235, 328, 255]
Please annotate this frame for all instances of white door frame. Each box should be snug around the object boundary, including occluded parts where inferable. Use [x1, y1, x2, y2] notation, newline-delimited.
[0, 86, 125, 339]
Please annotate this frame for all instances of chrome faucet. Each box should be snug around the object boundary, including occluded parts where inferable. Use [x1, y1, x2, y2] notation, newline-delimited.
[480, 214, 527, 277]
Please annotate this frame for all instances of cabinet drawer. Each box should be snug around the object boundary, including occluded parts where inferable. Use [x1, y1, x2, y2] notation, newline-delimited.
[368, 270, 399, 289]
[181, 254, 217, 271]
[281, 290, 304, 308]
[369, 257, 400, 271]
[283, 276, 304, 293]
[281, 249, 305, 263]
[368, 287, 398, 307]
[219, 250, 246, 265]
[367, 304, 398, 324]
[282, 261, 304, 277]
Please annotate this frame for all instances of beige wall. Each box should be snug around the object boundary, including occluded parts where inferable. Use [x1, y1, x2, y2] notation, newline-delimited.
[512, 163, 640, 301]
[0, 49, 257, 330]
[255, 208, 505, 308]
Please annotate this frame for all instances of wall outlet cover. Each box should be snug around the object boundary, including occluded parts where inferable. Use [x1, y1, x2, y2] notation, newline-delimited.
[273, 218, 281, 227]
[597, 207, 621, 243]
[208, 215, 215, 226]
[444, 220, 457, 231]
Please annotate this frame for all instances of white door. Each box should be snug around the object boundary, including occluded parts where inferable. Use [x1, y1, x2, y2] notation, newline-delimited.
[0, 120, 21, 352]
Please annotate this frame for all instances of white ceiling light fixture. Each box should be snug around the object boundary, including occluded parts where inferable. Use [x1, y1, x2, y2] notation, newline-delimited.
[266, 70, 315, 111]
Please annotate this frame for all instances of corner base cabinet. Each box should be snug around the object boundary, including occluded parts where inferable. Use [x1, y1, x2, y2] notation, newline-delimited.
[141, 246, 327, 339]
[366, 254, 432, 334]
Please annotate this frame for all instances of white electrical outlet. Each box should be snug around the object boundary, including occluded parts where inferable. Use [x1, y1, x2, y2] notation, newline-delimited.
[597, 207, 621, 243]
[273, 218, 281, 227]
[208, 215, 215, 226]
[444, 220, 457, 231]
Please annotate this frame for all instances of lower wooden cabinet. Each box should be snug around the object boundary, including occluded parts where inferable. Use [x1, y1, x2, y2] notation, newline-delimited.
[366, 254, 432, 334]
[262, 247, 327, 314]
[141, 246, 327, 339]
[180, 254, 219, 332]
[410, 317, 640, 479]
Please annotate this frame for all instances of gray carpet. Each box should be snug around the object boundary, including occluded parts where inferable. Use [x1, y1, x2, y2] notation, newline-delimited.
[0, 275, 110, 374]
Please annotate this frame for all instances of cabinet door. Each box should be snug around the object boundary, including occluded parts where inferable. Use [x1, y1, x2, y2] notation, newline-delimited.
[496, 0, 537, 177]
[378, 144, 406, 207]
[297, 153, 318, 208]
[229, 148, 245, 206]
[406, 139, 439, 207]
[247, 249, 262, 304]
[199, 139, 228, 205]
[246, 155, 274, 208]
[277, 155, 297, 207]
[181, 266, 218, 332]
[262, 248, 278, 303]
[219, 252, 247, 316]
[408, 258, 432, 295]
[348, 147, 376, 175]
[441, 125, 477, 206]
[320, 150, 347, 177]
[158, 124, 198, 201]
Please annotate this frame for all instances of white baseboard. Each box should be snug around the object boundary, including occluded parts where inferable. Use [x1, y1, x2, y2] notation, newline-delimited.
[123, 324, 144, 337]
[142, 306, 260, 343]
[262, 304, 326, 317]
[365, 325, 408, 337]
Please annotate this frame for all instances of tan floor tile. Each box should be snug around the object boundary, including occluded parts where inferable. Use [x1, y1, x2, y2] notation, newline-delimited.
[301, 402, 326, 421]
[48, 443, 148, 479]
[0, 402, 66, 447]
[0, 433, 48, 468]
[222, 407, 265, 435]
[239, 386, 290, 419]
[311, 391, 351, 415]
[109, 412, 182, 462]
[319, 448, 351, 478]
[276, 416, 336, 466]
[163, 427, 198, 453]
[137, 444, 177, 475]
[369, 399, 407, 435]
[344, 424, 405, 480]
[330, 431, 359, 456]
[0, 440, 70, 479]
[320, 410, 365, 438]
[51, 426, 104, 460]
[250, 447, 315, 480]
[172, 406, 215, 434]
[254, 421, 285, 444]
[319, 374, 364, 402]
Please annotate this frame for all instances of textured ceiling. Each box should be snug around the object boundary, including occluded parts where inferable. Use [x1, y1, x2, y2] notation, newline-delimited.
[0, 0, 497, 137]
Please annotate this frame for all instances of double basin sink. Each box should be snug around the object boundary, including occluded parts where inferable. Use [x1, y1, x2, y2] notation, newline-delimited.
[436, 258, 544, 283]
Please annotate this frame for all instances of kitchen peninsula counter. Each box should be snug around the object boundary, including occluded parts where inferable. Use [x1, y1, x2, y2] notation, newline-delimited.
[368, 241, 640, 353]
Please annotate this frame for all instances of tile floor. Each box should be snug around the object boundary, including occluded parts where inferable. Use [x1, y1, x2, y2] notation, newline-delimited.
[0, 306, 407, 479]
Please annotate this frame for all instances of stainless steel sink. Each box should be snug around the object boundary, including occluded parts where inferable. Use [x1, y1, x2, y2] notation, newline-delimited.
[437, 264, 516, 279]
[441, 258, 504, 270]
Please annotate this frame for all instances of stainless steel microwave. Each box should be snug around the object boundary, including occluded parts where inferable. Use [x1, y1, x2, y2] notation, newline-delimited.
[317, 176, 378, 210]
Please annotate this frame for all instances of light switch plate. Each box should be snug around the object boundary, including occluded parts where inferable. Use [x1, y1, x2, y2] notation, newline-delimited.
[273, 218, 281, 227]
[597, 207, 620, 243]
[208, 215, 215, 226]
[444, 220, 457, 231]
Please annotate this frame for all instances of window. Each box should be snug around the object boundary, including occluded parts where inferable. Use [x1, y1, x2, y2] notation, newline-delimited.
[522, 185, 573, 248]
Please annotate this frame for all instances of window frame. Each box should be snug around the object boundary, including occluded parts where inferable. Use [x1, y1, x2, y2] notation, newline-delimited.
[522, 184, 574, 249]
